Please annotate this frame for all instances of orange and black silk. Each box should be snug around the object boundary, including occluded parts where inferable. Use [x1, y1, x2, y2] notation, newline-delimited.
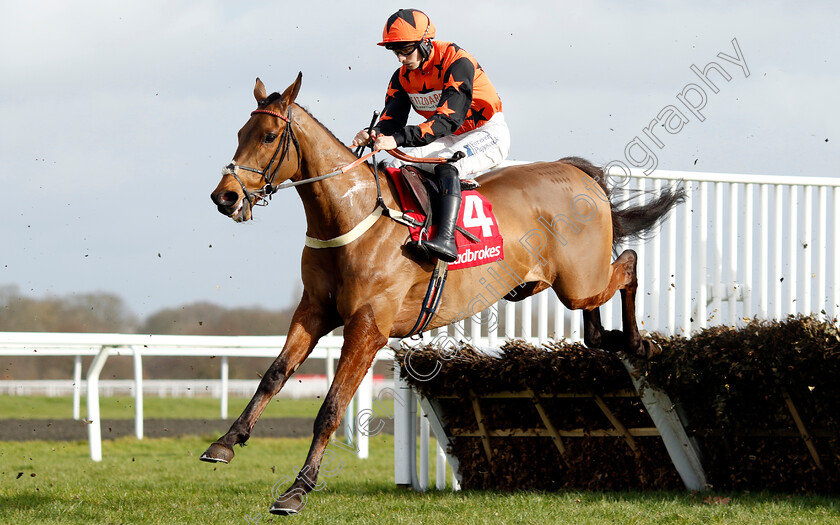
[376, 40, 503, 148]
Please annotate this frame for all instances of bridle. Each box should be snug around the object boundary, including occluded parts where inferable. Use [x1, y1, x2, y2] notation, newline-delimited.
[223, 104, 461, 207]
[223, 106, 383, 210]
[222, 107, 301, 209]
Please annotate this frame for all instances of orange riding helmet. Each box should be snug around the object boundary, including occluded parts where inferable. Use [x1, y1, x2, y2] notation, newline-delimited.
[377, 8, 436, 47]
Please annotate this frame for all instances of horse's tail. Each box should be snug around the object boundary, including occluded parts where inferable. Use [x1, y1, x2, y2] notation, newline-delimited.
[609, 184, 686, 246]
[558, 156, 686, 248]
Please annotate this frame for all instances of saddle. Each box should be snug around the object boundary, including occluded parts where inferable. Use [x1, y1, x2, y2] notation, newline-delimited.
[397, 166, 480, 241]
[383, 165, 501, 337]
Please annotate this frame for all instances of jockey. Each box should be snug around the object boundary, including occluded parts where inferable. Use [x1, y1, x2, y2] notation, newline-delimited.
[352, 8, 510, 263]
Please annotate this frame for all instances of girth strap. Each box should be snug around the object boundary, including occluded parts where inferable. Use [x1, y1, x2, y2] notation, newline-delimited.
[406, 259, 449, 337]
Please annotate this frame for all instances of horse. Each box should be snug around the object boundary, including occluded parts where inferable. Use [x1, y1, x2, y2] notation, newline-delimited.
[204, 73, 684, 515]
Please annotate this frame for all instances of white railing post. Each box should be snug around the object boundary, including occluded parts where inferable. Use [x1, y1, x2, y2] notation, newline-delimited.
[666, 198, 677, 333]
[86, 346, 110, 462]
[713, 182, 723, 323]
[803, 186, 813, 314]
[132, 346, 144, 440]
[521, 297, 532, 342]
[649, 180, 662, 329]
[504, 300, 515, 339]
[419, 405, 429, 491]
[759, 183, 770, 317]
[470, 313, 482, 346]
[554, 295, 566, 341]
[834, 187, 840, 319]
[393, 362, 417, 488]
[682, 185, 694, 333]
[73, 354, 82, 420]
[698, 181, 709, 328]
[817, 186, 827, 320]
[774, 184, 784, 319]
[355, 367, 373, 459]
[570, 310, 581, 343]
[727, 182, 738, 325]
[788, 186, 799, 316]
[744, 183, 755, 319]
[220, 356, 229, 419]
[537, 292, 548, 343]
[635, 177, 646, 326]
[344, 396, 355, 449]
[436, 443, 447, 489]
[487, 303, 499, 347]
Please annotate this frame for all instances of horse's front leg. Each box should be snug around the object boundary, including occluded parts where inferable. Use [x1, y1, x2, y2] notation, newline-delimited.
[200, 295, 332, 463]
[269, 305, 387, 515]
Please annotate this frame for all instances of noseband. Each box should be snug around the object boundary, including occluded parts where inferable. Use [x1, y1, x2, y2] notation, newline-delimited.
[223, 108, 301, 208]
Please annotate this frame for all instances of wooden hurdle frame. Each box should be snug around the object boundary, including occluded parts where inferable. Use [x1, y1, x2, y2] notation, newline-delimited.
[394, 359, 707, 491]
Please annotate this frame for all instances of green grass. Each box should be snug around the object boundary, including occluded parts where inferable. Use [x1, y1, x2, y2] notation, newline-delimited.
[1, 434, 838, 524]
[0, 395, 329, 420]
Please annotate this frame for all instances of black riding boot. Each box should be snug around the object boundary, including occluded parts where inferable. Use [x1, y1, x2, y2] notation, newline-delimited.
[410, 163, 462, 263]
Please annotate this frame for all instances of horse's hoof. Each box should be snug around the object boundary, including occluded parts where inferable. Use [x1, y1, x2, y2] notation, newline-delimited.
[269, 490, 306, 516]
[637, 338, 662, 359]
[199, 442, 235, 464]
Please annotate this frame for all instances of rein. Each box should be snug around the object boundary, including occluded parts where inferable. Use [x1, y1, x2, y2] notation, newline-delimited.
[224, 106, 459, 248]
[226, 104, 454, 336]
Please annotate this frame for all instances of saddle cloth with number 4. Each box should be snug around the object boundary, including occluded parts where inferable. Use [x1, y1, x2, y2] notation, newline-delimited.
[385, 167, 504, 270]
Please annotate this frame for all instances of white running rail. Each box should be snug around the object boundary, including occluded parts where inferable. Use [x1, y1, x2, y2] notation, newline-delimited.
[0, 332, 390, 462]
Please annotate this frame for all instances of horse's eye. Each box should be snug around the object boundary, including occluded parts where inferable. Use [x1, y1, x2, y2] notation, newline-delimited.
[264, 133, 278, 144]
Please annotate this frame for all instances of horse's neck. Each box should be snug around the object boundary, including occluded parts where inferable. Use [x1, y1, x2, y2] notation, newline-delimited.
[293, 113, 381, 240]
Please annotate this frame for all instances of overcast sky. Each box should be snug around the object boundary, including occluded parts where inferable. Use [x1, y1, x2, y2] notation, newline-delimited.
[1, 1, 837, 320]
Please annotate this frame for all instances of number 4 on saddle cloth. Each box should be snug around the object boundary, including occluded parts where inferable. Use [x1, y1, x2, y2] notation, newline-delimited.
[385, 167, 504, 270]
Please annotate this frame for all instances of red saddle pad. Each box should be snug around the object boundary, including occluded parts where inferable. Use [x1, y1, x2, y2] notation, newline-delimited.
[385, 168, 504, 269]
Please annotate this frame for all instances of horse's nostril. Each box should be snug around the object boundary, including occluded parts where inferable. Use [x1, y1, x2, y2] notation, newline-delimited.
[211, 191, 239, 207]
[222, 191, 239, 206]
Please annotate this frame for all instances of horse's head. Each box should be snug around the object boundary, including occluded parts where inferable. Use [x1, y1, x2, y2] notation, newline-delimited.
[211, 73, 303, 222]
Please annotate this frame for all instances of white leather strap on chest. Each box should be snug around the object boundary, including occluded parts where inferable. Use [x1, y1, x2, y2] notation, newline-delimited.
[304, 207, 384, 249]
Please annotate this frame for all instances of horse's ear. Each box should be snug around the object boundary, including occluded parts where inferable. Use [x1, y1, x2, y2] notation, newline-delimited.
[280, 72, 303, 106]
[254, 78, 267, 103]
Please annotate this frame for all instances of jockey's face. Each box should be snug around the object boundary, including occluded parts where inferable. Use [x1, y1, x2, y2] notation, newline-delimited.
[396, 47, 422, 70]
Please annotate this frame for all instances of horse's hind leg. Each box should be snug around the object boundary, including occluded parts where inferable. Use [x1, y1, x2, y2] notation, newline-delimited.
[200, 295, 330, 464]
[270, 306, 387, 516]
[582, 306, 628, 352]
[582, 308, 604, 348]
[615, 249, 643, 355]
[578, 249, 652, 357]
[611, 249, 659, 357]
